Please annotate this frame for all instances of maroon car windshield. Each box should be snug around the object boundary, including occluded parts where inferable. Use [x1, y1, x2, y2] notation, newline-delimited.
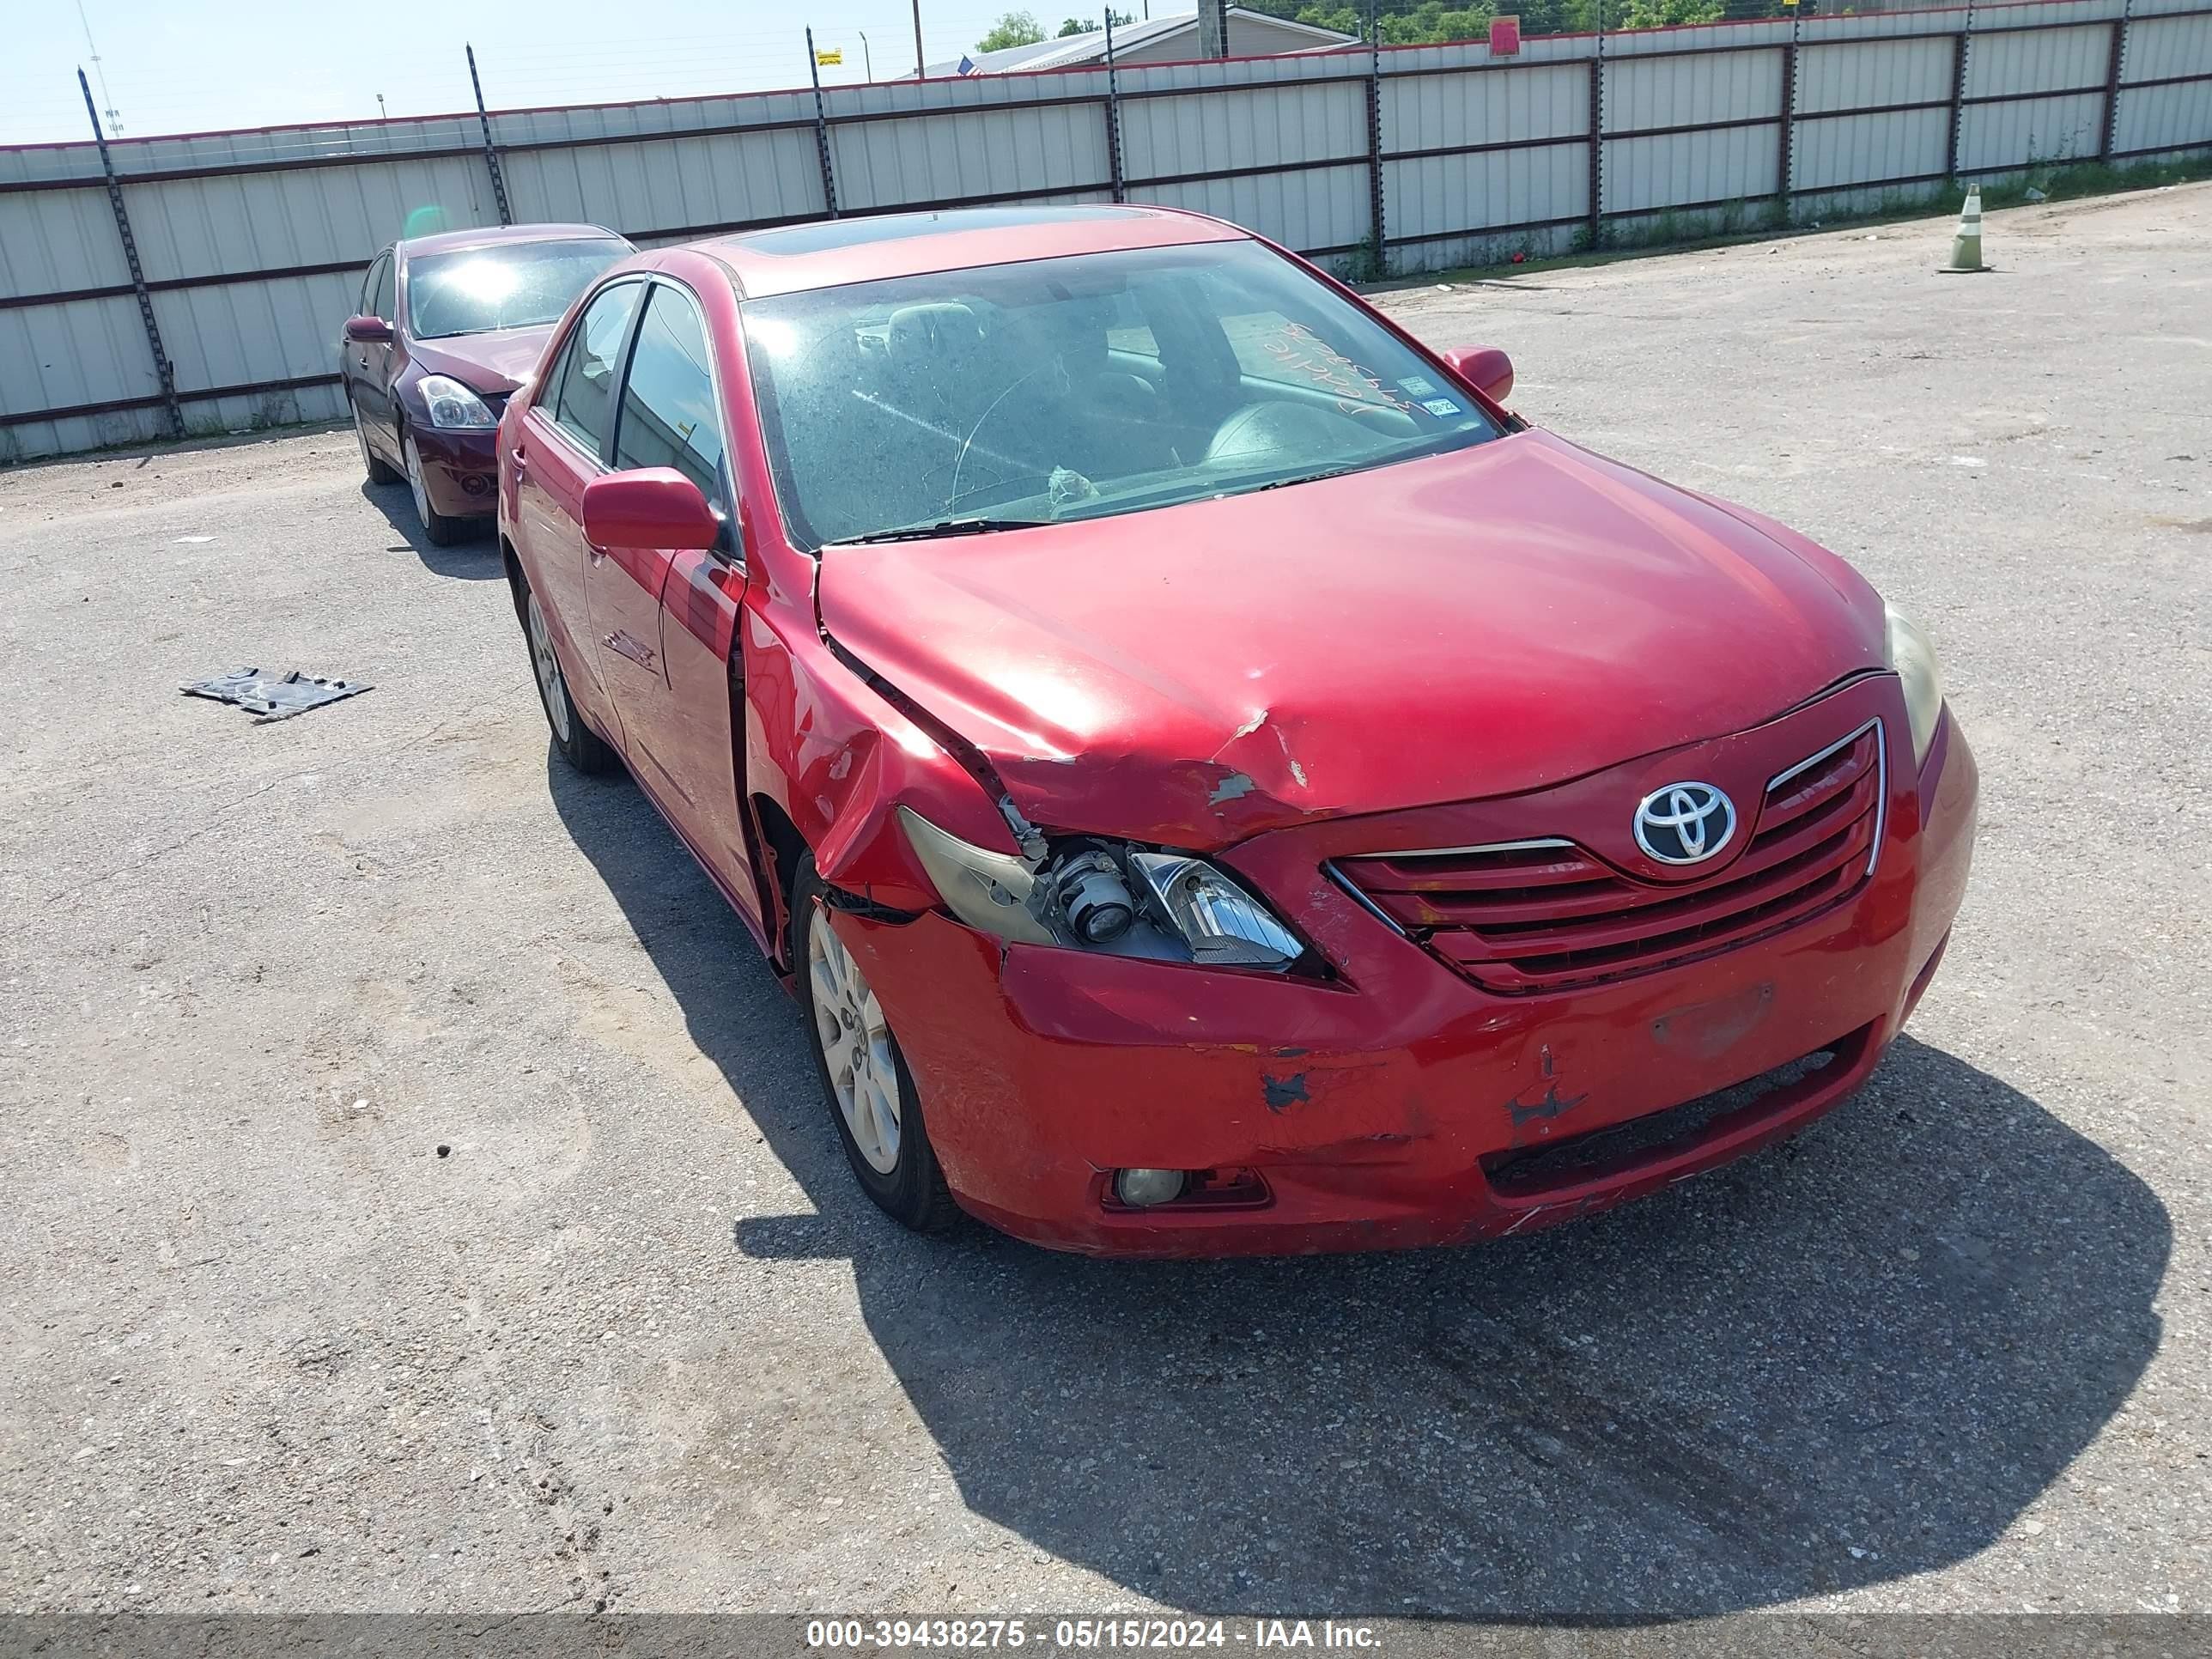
[741, 240, 1502, 550]
[405, 238, 629, 340]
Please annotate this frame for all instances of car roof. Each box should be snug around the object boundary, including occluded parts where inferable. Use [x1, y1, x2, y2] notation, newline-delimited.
[690, 204, 1249, 300]
[396, 222, 628, 259]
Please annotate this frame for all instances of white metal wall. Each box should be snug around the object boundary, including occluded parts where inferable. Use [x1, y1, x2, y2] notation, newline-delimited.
[3, 0, 2209, 462]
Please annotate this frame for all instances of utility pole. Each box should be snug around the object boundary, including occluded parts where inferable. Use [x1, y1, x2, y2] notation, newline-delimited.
[912, 0, 927, 77]
[859, 29, 873, 81]
[76, 1, 124, 134]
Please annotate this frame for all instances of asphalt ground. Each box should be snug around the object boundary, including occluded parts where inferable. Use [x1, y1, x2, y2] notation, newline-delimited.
[1, 184, 2207, 1627]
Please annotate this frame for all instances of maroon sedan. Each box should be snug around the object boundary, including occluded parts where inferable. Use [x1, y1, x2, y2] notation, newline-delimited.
[498, 205, 1975, 1258]
[342, 224, 630, 544]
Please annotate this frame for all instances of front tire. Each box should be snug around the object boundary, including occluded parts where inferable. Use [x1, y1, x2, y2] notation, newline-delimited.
[520, 575, 617, 775]
[791, 858, 961, 1235]
[354, 401, 399, 484]
[403, 428, 469, 547]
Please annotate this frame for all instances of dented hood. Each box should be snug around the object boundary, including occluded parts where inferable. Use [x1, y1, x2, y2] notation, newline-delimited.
[816, 430, 1887, 850]
[407, 325, 556, 395]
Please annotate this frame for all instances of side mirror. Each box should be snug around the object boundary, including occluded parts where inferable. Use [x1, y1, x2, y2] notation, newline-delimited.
[1440, 344, 1514, 406]
[581, 468, 720, 551]
[344, 314, 394, 343]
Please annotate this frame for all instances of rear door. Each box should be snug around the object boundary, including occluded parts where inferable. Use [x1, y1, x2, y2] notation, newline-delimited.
[511, 277, 647, 740]
[586, 278, 761, 927]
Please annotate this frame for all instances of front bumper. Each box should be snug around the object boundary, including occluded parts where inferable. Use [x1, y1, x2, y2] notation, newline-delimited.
[411, 426, 500, 519]
[834, 690, 1978, 1258]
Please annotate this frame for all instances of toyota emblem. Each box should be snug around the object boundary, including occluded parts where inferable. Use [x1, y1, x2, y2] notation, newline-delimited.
[1633, 781, 1737, 866]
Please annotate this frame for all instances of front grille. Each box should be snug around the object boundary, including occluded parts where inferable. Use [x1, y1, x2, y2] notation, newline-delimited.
[1333, 721, 1885, 994]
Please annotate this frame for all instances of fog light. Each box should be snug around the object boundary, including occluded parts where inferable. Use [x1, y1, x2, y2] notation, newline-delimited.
[1114, 1167, 1187, 1207]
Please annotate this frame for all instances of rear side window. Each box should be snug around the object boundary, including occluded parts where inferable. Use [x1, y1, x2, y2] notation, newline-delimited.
[550, 281, 642, 460]
[613, 286, 726, 510]
[359, 253, 388, 318]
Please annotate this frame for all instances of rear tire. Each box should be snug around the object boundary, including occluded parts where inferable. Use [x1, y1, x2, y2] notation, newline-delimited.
[403, 427, 469, 547]
[519, 574, 617, 775]
[791, 857, 961, 1236]
[354, 401, 399, 484]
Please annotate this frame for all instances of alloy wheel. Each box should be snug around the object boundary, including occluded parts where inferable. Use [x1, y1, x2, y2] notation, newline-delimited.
[526, 590, 573, 744]
[404, 434, 434, 530]
[808, 907, 902, 1175]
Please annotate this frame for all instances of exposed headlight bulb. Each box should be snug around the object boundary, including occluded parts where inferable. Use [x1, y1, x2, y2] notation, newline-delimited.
[1053, 852, 1135, 944]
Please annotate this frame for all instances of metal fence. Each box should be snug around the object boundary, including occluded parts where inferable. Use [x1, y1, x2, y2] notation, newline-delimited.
[2, 0, 2206, 462]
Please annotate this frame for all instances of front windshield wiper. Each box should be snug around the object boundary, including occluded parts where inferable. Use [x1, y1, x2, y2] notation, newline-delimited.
[829, 517, 1049, 546]
[1249, 463, 1367, 494]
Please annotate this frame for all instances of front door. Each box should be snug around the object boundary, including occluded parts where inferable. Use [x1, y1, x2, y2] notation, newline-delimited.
[581, 280, 762, 929]
[348, 252, 397, 445]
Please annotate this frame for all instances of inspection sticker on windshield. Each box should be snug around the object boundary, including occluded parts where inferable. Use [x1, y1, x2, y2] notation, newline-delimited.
[1398, 374, 1439, 396]
[1419, 397, 1464, 416]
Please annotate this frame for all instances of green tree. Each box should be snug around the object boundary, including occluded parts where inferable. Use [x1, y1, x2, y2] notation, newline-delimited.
[1615, 0, 1723, 25]
[975, 9, 1048, 50]
[1059, 15, 1092, 32]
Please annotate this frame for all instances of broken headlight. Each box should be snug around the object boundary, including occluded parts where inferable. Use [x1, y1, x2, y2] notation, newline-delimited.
[896, 809, 1306, 972]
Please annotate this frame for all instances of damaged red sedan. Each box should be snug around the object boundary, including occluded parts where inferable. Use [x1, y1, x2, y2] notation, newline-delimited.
[498, 205, 1976, 1257]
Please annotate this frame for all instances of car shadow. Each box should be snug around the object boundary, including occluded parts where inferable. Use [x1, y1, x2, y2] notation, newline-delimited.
[547, 754, 2168, 1622]
[358, 478, 501, 580]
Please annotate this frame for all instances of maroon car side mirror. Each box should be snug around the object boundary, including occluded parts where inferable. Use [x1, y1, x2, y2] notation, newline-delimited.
[343, 314, 394, 343]
[1441, 344, 1515, 406]
[582, 468, 721, 551]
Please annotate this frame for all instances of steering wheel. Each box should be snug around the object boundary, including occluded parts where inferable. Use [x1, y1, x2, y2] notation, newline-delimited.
[940, 361, 1065, 519]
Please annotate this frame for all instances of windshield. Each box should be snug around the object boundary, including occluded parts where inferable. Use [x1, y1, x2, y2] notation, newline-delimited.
[405, 239, 629, 340]
[741, 240, 1502, 549]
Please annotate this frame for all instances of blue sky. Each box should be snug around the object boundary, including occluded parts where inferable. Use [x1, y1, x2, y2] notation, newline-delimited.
[3, 0, 1187, 146]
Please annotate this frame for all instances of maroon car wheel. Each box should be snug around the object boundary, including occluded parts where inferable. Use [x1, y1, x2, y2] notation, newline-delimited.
[352, 403, 398, 485]
[402, 428, 469, 548]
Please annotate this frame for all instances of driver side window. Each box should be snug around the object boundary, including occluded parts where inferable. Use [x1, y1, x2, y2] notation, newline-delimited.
[549, 281, 642, 462]
[370, 255, 395, 324]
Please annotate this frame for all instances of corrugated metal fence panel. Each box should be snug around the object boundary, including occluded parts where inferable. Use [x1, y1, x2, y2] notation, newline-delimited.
[0, 185, 134, 298]
[0, 295, 161, 445]
[1387, 143, 1590, 242]
[1386, 59, 1589, 155]
[1795, 106, 1953, 191]
[1796, 35, 1956, 113]
[1122, 82, 1365, 183]
[123, 158, 497, 284]
[1609, 42, 1785, 131]
[1959, 16, 2113, 168]
[830, 101, 1110, 211]
[1605, 124, 1783, 211]
[504, 127, 824, 238]
[1602, 46, 1784, 214]
[1131, 167, 1371, 254]
[1794, 34, 1955, 193]
[1384, 61, 1592, 243]
[2115, 12, 2212, 152]
[153, 274, 356, 411]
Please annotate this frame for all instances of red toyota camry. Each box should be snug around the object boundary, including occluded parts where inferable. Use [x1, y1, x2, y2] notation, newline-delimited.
[497, 205, 1976, 1258]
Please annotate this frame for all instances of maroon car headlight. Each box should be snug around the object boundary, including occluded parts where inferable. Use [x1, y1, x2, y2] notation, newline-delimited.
[418, 374, 498, 430]
[1883, 603, 1947, 765]
[896, 807, 1304, 971]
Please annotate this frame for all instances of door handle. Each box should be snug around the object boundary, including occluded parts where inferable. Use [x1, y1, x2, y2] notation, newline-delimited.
[356, 356, 369, 368]
[508, 448, 527, 474]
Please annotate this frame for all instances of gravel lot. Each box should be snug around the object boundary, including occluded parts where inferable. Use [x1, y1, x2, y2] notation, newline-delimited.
[2, 185, 2207, 1624]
